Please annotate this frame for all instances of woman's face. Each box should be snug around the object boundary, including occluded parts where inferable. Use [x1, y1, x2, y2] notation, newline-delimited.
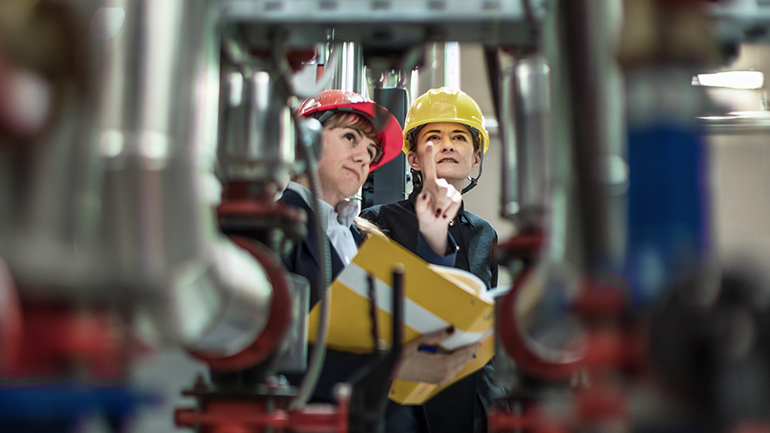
[317, 124, 379, 205]
[408, 122, 481, 189]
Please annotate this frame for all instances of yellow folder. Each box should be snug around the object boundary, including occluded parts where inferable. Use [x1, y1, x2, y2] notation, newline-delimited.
[307, 233, 495, 405]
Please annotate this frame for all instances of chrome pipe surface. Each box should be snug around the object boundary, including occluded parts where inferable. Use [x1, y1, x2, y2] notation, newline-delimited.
[217, 68, 294, 187]
[332, 42, 365, 95]
[0, 0, 108, 296]
[512, 56, 552, 228]
[97, 0, 279, 353]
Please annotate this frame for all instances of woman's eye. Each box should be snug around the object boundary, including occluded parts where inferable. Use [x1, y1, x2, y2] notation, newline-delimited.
[344, 132, 356, 142]
[426, 134, 440, 141]
[453, 135, 468, 142]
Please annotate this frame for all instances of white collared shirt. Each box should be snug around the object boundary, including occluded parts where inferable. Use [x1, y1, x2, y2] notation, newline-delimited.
[287, 182, 360, 266]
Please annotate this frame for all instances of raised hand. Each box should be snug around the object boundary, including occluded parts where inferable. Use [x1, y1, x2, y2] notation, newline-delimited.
[395, 327, 481, 385]
[415, 142, 462, 255]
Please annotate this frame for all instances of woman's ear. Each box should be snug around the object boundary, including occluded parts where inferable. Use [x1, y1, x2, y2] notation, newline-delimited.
[472, 150, 482, 169]
[407, 150, 421, 171]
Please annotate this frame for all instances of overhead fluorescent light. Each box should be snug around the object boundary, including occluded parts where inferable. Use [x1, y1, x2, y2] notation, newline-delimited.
[692, 71, 764, 89]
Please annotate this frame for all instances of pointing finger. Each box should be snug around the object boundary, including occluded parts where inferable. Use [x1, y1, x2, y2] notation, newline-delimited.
[442, 187, 462, 220]
[422, 142, 438, 188]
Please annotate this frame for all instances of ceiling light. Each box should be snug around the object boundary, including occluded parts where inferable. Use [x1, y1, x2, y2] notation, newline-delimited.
[692, 71, 764, 90]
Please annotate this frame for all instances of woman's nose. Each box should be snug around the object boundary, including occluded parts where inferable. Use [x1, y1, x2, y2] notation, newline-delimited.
[438, 136, 454, 151]
[353, 144, 371, 164]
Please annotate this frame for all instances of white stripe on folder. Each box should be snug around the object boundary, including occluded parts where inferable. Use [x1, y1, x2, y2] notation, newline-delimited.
[336, 263, 492, 351]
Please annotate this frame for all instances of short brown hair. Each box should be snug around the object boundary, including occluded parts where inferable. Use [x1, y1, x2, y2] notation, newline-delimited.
[322, 112, 380, 151]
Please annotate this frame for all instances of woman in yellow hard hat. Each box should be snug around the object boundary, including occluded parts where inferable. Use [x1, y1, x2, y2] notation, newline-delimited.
[360, 87, 499, 433]
[402, 86, 490, 194]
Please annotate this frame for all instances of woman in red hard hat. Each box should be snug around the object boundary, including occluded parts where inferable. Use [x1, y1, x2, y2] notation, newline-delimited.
[283, 89, 405, 302]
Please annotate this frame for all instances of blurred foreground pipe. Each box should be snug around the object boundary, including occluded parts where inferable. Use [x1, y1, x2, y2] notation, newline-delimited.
[0, 0, 108, 297]
[559, 0, 612, 271]
[97, 0, 284, 357]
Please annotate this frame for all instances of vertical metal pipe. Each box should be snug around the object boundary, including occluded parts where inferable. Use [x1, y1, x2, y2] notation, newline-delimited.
[0, 0, 105, 294]
[98, 0, 185, 287]
[428, 42, 439, 91]
[94, 0, 277, 353]
[409, 68, 420, 105]
[499, 57, 519, 222]
[217, 66, 294, 188]
[500, 55, 552, 230]
[332, 42, 365, 95]
[557, 0, 618, 270]
[444, 42, 461, 88]
[515, 57, 552, 219]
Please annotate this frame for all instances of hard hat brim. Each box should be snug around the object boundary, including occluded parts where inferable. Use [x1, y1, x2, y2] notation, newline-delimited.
[298, 91, 403, 173]
[403, 119, 490, 155]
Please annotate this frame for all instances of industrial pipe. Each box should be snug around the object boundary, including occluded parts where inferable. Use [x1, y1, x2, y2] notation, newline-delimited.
[97, 0, 287, 361]
[0, 0, 108, 298]
[332, 42, 366, 95]
[501, 55, 552, 230]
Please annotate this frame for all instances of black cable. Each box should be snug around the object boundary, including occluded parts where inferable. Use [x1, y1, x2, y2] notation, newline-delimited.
[288, 110, 332, 410]
[366, 273, 381, 352]
[461, 152, 484, 194]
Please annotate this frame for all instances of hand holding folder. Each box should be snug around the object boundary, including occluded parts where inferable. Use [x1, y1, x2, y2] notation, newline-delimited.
[306, 233, 495, 405]
[392, 326, 482, 387]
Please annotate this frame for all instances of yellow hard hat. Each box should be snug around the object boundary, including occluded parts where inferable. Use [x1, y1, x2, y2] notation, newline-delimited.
[402, 87, 490, 154]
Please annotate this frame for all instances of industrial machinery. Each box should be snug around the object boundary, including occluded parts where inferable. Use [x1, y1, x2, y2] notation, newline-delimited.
[2, 0, 770, 432]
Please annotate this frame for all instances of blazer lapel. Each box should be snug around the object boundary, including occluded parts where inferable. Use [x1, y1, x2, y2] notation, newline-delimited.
[280, 189, 347, 277]
[280, 189, 322, 269]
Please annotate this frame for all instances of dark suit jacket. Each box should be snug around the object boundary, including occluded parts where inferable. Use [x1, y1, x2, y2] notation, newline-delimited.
[278, 188, 373, 403]
[279, 188, 364, 306]
[360, 189, 501, 433]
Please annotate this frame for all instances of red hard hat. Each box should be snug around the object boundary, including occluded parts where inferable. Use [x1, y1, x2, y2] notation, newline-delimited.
[297, 89, 403, 172]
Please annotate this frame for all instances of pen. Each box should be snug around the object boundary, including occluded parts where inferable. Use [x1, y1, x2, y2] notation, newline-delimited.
[418, 345, 478, 358]
[418, 345, 449, 354]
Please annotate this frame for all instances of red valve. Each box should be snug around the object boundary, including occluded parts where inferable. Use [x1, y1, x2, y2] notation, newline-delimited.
[175, 395, 349, 433]
[0, 260, 21, 372]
